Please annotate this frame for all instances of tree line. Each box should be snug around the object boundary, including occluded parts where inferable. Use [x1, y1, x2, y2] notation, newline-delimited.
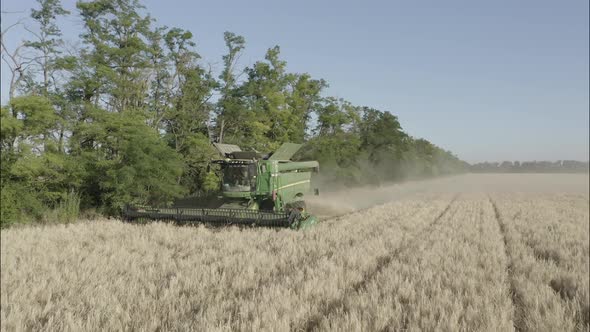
[470, 160, 589, 173]
[0, 0, 467, 227]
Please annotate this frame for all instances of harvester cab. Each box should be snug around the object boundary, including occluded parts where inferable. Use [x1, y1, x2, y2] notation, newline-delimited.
[124, 143, 320, 229]
[212, 143, 319, 225]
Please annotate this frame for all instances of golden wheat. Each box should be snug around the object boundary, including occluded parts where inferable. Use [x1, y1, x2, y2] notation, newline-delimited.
[489, 192, 589, 331]
[1, 174, 588, 331]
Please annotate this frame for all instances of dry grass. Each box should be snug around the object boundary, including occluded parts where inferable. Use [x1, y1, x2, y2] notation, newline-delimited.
[1, 174, 589, 331]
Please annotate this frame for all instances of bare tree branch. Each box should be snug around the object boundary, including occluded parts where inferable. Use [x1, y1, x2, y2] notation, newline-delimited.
[1, 10, 26, 14]
[23, 25, 42, 42]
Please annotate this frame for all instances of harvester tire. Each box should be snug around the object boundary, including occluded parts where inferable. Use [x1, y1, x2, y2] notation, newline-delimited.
[286, 201, 307, 228]
[287, 209, 301, 226]
[288, 200, 306, 210]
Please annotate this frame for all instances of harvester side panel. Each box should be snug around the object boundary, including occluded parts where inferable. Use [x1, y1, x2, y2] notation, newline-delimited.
[276, 171, 313, 202]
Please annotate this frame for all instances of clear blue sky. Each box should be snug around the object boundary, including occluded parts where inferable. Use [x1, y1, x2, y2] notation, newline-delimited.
[2, 0, 588, 163]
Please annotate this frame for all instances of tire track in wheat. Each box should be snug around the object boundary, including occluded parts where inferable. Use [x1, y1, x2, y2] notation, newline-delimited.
[221, 201, 431, 322]
[298, 194, 460, 332]
[488, 195, 522, 332]
[378, 197, 488, 332]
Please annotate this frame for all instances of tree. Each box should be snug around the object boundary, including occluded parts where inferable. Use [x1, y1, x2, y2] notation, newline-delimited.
[145, 26, 171, 129]
[70, 110, 185, 211]
[360, 108, 407, 158]
[1, 17, 32, 100]
[161, 28, 219, 194]
[25, 0, 70, 95]
[315, 97, 360, 136]
[77, 0, 154, 114]
[286, 74, 327, 141]
[1, 96, 79, 225]
[1, 1, 470, 226]
[216, 31, 245, 144]
[239, 46, 295, 151]
[301, 132, 363, 186]
[163, 28, 216, 148]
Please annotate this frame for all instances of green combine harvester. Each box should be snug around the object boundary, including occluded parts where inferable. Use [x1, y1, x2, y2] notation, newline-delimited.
[124, 143, 320, 229]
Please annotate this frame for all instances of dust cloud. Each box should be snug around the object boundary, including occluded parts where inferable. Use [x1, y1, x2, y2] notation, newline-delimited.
[307, 173, 589, 218]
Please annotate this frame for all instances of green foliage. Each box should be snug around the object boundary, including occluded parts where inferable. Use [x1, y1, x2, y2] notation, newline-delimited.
[202, 171, 221, 193]
[1, 94, 82, 226]
[217, 45, 324, 152]
[0, 0, 468, 226]
[43, 190, 80, 223]
[25, 0, 70, 95]
[299, 132, 363, 186]
[301, 106, 467, 186]
[216, 32, 247, 145]
[10, 150, 82, 205]
[360, 108, 408, 160]
[76, 0, 154, 113]
[9, 95, 57, 137]
[0, 182, 46, 227]
[287, 74, 327, 142]
[1, 184, 20, 228]
[72, 110, 185, 211]
[0, 105, 22, 143]
[172, 133, 219, 195]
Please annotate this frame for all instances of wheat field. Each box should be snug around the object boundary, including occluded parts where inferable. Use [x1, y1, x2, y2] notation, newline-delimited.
[1, 174, 589, 331]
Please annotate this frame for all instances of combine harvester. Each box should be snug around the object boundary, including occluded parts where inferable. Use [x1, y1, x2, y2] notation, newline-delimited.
[124, 143, 320, 229]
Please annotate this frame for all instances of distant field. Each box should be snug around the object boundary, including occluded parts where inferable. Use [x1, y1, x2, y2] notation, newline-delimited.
[1, 174, 588, 331]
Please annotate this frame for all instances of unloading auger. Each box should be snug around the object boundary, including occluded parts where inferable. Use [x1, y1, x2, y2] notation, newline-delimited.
[123, 143, 320, 229]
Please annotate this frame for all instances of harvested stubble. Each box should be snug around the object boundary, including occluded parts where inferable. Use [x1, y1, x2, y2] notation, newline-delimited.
[1, 174, 589, 332]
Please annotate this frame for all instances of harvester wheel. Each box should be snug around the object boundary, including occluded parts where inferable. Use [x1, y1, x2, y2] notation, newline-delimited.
[288, 200, 306, 211]
[287, 209, 301, 226]
[286, 201, 307, 228]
